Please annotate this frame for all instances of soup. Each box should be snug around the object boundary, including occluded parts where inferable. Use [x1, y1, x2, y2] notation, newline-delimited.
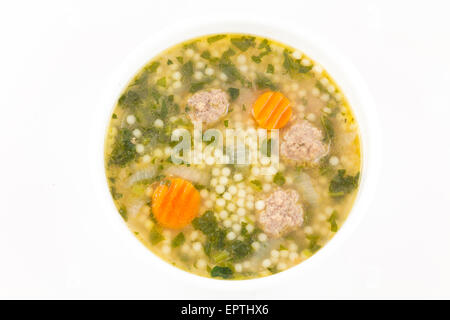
[104, 34, 361, 280]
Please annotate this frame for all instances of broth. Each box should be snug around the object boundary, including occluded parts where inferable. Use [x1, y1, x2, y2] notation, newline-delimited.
[104, 34, 361, 279]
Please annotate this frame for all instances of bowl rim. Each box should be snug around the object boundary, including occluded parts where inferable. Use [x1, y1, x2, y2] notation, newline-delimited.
[89, 16, 382, 291]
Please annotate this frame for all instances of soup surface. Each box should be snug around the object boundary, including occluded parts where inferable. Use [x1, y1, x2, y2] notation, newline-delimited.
[104, 34, 361, 280]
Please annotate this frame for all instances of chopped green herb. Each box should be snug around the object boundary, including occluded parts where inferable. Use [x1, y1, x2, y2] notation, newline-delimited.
[258, 39, 270, 50]
[207, 34, 226, 43]
[230, 36, 256, 52]
[266, 64, 274, 74]
[251, 39, 271, 64]
[189, 77, 215, 93]
[149, 226, 164, 245]
[200, 50, 219, 63]
[147, 61, 160, 73]
[111, 113, 117, 119]
[156, 77, 167, 88]
[229, 240, 252, 261]
[191, 205, 226, 259]
[110, 186, 122, 200]
[219, 60, 243, 83]
[193, 184, 206, 190]
[267, 267, 278, 274]
[329, 170, 360, 197]
[307, 234, 321, 253]
[282, 50, 312, 75]
[171, 232, 185, 248]
[192, 211, 218, 235]
[108, 128, 137, 167]
[255, 73, 277, 90]
[319, 156, 332, 176]
[240, 222, 249, 237]
[212, 250, 229, 263]
[183, 41, 198, 49]
[167, 59, 173, 65]
[250, 180, 263, 191]
[181, 61, 194, 82]
[221, 48, 236, 59]
[200, 50, 211, 60]
[176, 56, 184, 64]
[205, 229, 226, 256]
[321, 115, 334, 142]
[315, 80, 331, 94]
[227, 87, 240, 101]
[149, 86, 161, 102]
[189, 81, 205, 93]
[118, 90, 142, 110]
[159, 100, 168, 118]
[210, 266, 233, 279]
[119, 206, 127, 221]
[224, 120, 229, 127]
[251, 55, 262, 63]
[273, 172, 286, 186]
[328, 210, 338, 232]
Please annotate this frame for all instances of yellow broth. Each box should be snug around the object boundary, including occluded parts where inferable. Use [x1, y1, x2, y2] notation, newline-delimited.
[104, 34, 361, 279]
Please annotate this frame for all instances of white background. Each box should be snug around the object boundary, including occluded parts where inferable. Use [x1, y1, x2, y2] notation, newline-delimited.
[0, 0, 449, 299]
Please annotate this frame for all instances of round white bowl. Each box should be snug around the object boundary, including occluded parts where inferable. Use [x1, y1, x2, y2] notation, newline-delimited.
[90, 18, 381, 291]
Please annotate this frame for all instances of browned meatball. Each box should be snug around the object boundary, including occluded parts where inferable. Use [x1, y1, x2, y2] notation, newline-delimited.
[280, 120, 329, 164]
[187, 89, 229, 124]
[257, 189, 304, 238]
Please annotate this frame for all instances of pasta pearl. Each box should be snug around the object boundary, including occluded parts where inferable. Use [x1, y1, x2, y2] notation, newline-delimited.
[255, 200, 265, 210]
[226, 232, 236, 241]
[126, 115, 136, 125]
[154, 119, 164, 128]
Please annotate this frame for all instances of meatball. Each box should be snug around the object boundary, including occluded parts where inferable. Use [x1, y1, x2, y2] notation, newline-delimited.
[280, 120, 329, 164]
[257, 189, 304, 238]
[187, 89, 229, 124]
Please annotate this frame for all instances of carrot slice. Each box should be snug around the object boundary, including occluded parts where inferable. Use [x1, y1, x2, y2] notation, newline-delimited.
[252, 91, 292, 129]
[151, 177, 200, 229]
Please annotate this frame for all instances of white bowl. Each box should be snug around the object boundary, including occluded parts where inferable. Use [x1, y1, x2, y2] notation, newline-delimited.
[90, 17, 381, 291]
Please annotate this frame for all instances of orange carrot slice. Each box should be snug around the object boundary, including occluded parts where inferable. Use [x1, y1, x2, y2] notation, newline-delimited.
[252, 91, 292, 129]
[151, 177, 200, 229]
